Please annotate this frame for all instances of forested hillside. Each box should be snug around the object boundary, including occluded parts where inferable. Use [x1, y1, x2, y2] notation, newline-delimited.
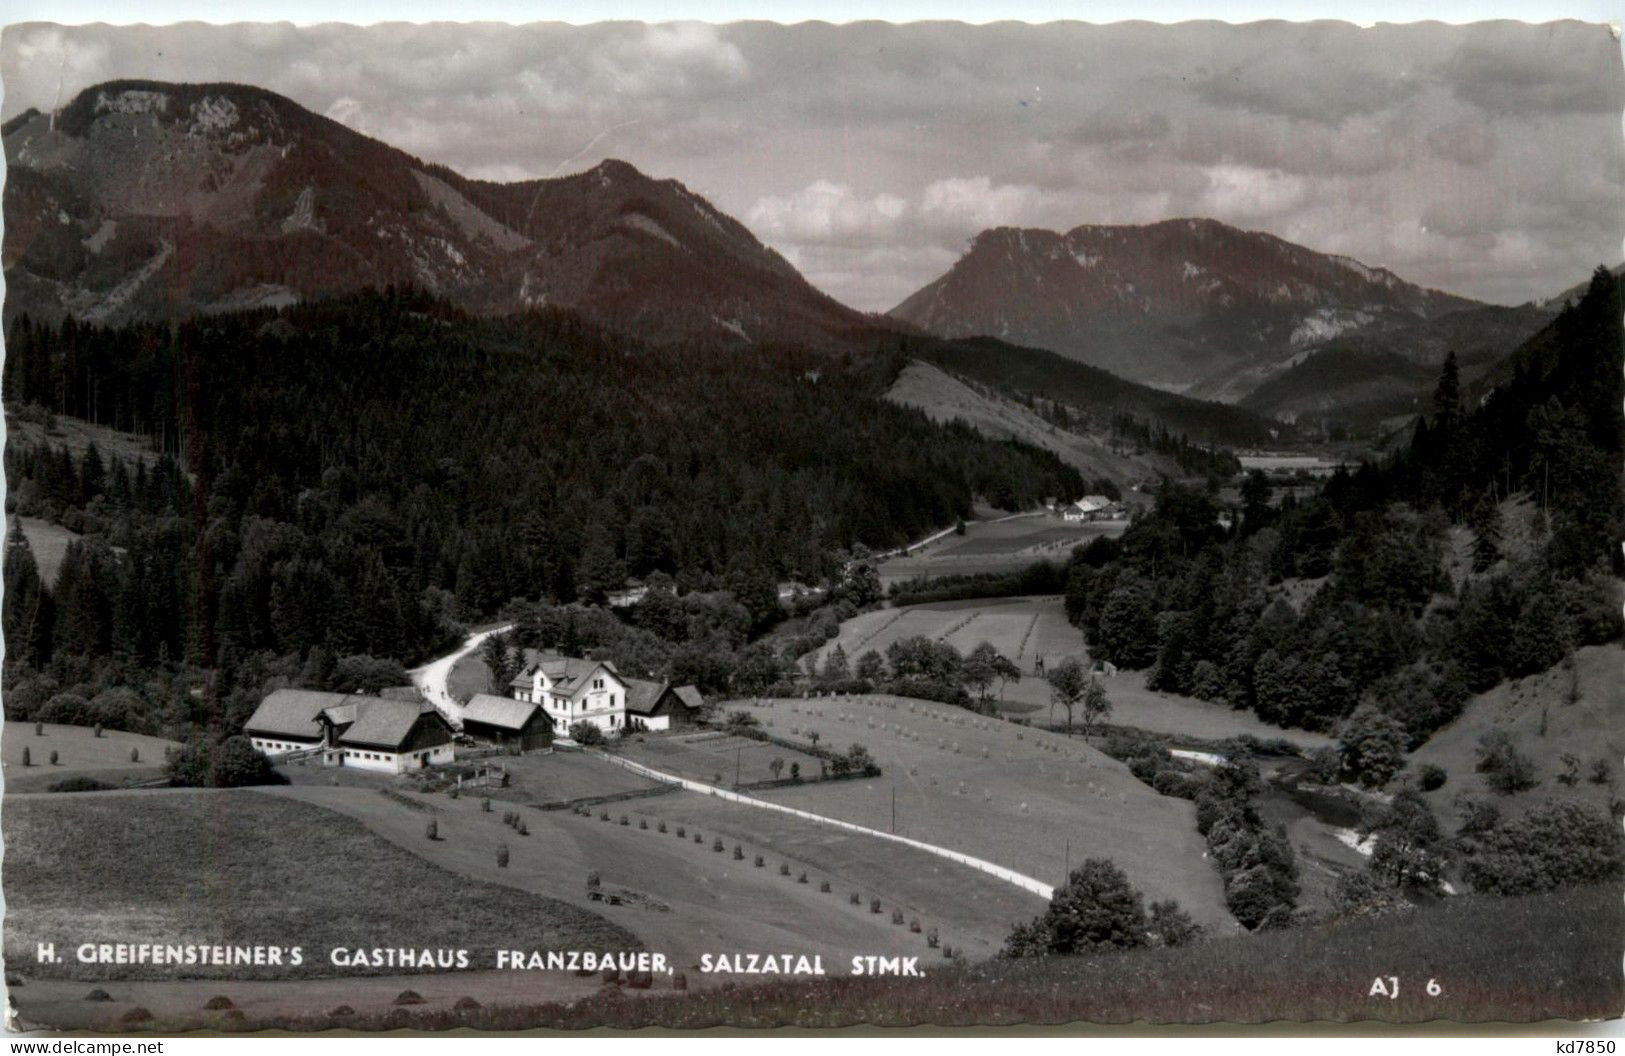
[916, 336, 1285, 449]
[1064, 268, 1622, 753]
[1, 290, 1081, 734]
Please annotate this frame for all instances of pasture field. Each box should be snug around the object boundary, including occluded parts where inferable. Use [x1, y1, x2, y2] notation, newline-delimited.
[997, 668, 1334, 750]
[1, 722, 178, 792]
[264, 783, 944, 976]
[489, 749, 664, 805]
[1405, 643, 1623, 829]
[878, 514, 1124, 585]
[242, 884, 1617, 1029]
[737, 694, 1236, 932]
[815, 595, 1083, 676]
[1, 788, 633, 982]
[13, 516, 79, 587]
[814, 599, 1330, 749]
[586, 790, 1044, 959]
[617, 731, 826, 787]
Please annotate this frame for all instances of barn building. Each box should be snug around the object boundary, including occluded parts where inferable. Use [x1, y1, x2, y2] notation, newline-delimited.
[245, 689, 455, 773]
[462, 694, 553, 751]
[623, 679, 706, 732]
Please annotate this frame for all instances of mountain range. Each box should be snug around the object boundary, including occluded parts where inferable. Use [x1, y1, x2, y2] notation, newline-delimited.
[1, 78, 1596, 450]
[2, 80, 876, 348]
[887, 219, 1545, 396]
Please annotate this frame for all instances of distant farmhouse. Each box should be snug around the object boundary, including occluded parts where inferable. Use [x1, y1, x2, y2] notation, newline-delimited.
[504, 651, 705, 738]
[245, 689, 454, 773]
[1061, 495, 1124, 522]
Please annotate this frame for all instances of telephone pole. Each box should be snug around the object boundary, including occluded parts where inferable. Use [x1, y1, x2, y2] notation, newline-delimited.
[891, 784, 897, 834]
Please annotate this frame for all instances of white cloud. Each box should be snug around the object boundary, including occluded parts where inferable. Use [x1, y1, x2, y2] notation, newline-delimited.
[747, 180, 908, 245]
[918, 176, 1057, 234]
[1198, 165, 1309, 221]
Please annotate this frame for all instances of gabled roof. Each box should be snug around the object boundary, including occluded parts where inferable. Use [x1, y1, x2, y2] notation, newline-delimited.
[463, 694, 542, 731]
[245, 688, 350, 739]
[623, 680, 706, 716]
[336, 698, 446, 750]
[623, 677, 667, 716]
[510, 651, 622, 695]
[380, 685, 428, 703]
[246, 689, 446, 751]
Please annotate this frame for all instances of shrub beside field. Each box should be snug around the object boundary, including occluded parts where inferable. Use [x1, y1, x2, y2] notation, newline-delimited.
[3, 790, 635, 980]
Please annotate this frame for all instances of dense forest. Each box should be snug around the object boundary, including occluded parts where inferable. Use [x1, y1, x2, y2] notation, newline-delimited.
[1063, 268, 1623, 761]
[1, 289, 1082, 735]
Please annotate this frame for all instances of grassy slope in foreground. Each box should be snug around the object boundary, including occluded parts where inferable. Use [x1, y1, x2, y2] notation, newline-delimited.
[2, 789, 635, 980]
[239, 885, 1621, 1029]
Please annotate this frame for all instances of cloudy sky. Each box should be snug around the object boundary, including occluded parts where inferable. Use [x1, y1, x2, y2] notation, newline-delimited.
[3, 20, 1620, 310]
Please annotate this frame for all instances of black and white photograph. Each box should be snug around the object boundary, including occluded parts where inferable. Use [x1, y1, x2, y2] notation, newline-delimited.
[0, 9, 1620, 1037]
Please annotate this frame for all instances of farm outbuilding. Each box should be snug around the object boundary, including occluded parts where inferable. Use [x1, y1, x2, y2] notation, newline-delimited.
[462, 694, 552, 752]
[623, 679, 706, 732]
[244, 689, 455, 773]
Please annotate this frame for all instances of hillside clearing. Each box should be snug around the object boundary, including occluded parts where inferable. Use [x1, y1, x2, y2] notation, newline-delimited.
[4, 408, 168, 471]
[885, 359, 1168, 489]
[1405, 643, 1623, 828]
[12, 517, 79, 586]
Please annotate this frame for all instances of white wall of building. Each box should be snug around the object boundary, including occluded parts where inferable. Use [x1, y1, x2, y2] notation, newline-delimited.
[336, 743, 454, 773]
[250, 737, 319, 756]
[524, 668, 629, 739]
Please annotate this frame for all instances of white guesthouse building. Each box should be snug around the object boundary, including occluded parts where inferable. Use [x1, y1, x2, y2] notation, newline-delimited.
[510, 654, 631, 737]
[506, 651, 707, 738]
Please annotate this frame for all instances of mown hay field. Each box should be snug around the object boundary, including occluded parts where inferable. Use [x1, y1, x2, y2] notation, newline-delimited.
[2, 722, 179, 792]
[2, 788, 634, 980]
[878, 515, 1123, 585]
[814, 595, 1083, 675]
[740, 694, 1236, 932]
[624, 789, 1046, 959]
[261, 783, 941, 977]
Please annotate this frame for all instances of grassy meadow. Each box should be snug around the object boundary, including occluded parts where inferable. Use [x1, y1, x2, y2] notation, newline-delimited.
[1405, 643, 1624, 828]
[1, 722, 178, 792]
[740, 694, 1235, 931]
[2, 789, 635, 980]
